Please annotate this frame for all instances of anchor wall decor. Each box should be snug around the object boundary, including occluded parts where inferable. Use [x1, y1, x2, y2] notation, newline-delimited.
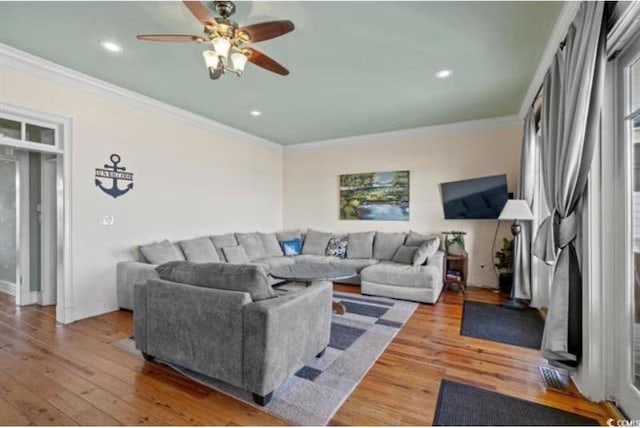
[95, 154, 134, 199]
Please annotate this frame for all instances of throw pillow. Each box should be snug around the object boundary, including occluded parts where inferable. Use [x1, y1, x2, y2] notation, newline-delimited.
[326, 236, 348, 258]
[139, 240, 185, 265]
[210, 233, 238, 262]
[280, 238, 302, 256]
[235, 232, 268, 261]
[156, 261, 275, 301]
[373, 232, 407, 260]
[347, 231, 375, 259]
[405, 230, 438, 247]
[222, 245, 250, 264]
[412, 237, 440, 266]
[276, 229, 303, 242]
[259, 232, 283, 257]
[179, 237, 220, 263]
[301, 229, 332, 256]
[392, 245, 419, 264]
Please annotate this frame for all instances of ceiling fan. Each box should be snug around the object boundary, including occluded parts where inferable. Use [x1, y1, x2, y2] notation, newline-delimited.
[136, 1, 294, 80]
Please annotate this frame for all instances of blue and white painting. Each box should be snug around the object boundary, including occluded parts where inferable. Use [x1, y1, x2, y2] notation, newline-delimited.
[339, 171, 409, 221]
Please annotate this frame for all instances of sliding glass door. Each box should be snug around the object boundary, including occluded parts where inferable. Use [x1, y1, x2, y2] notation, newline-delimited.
[613, 30, 640, 418]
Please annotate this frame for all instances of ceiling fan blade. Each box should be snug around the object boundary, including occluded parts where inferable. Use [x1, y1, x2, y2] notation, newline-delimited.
[183, 1, 216, 27]
[239, 20, 294, 43]
[136, 34, 205, 43]
[246, 48, 289, 76]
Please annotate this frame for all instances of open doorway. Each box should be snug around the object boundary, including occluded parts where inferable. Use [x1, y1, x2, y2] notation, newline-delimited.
[0, 103, 70, 324]
[0, 147, 58, 308]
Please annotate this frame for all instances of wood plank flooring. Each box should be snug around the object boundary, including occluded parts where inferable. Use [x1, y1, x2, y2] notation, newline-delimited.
[0, 286, 615, 426]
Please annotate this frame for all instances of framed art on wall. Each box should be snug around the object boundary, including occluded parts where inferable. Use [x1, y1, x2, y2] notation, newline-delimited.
[339, 170, 409, 220]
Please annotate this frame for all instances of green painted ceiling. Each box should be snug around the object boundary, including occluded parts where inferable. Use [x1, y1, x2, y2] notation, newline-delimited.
[0, 1, 561, 144]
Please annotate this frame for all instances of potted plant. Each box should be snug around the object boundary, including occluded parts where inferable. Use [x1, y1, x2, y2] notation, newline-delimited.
[444, 231, 466, 256]
[494, 237, 514, 295]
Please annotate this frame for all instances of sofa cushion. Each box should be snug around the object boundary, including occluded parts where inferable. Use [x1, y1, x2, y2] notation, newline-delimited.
[326, 236, 348, 258]
[331, 258, 378, 273]
[139, 240, 185, 265]
[405, 230, 438, 247]
[259, 232, 283, 257]
[281, 238, 302, 256]
[413, 236, 440, 266]
[211, 233, 238, 261]
[223, 246, 250, 264]
[373, 232, 407, 260]
[301, 229, 332, 256]
[392, 245, 418, 264]
[156, 261, 275, 301]
[347, 231, 375, 259]
[235, 232, 268, 261]
[276, 229, 303, 242]
[361, 261, 440, 289]
[179, 237, 220, 263]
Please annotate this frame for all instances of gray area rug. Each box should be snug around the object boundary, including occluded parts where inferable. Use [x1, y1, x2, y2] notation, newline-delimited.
[433, 380, 599, 426]
[461, 300, 544, 349]
[116, 291, 418, 426]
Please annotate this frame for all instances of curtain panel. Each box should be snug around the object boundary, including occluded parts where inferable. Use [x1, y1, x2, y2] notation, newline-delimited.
[513, 107, 537, 300]
[533, 1, 606, 370]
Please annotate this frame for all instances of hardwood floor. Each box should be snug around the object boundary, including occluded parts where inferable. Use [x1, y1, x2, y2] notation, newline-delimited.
[0, 287, 615, 426]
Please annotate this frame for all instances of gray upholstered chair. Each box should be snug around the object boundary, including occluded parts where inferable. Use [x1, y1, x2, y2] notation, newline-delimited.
[133, 262, 332, 405]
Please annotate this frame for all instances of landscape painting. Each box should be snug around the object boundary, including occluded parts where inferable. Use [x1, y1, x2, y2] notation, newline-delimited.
[339, 170, 410, 221]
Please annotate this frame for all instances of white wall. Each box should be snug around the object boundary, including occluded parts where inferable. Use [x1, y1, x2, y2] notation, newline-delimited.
[283, 120, 523, 288]
[0, 62, 283, 321]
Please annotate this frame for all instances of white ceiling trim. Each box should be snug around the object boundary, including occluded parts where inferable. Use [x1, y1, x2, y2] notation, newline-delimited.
[517, 1, 581, 118]
[0, 43, 282, 151]
[284, 115, 522, 152]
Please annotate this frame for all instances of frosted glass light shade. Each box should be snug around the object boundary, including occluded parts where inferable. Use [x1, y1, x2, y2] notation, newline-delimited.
[202, 50, 219, 68]
[212, 37, 231, 59]
[231, 52, 248, 73]
[498, 199, 534, 221]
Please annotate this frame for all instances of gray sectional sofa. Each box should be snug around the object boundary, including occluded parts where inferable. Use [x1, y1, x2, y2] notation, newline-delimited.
[117, 229, 445, 309]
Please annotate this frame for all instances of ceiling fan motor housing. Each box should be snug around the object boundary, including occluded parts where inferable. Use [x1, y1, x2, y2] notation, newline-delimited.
[213, 1, 236, 19]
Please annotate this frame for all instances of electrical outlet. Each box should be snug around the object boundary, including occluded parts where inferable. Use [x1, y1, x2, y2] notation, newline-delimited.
[101, 215, 115, 226]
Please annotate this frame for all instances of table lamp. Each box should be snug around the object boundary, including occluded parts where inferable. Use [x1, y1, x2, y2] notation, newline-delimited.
[498, 199, 534, 310]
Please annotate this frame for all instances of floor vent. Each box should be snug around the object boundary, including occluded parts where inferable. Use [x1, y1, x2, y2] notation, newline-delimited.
[538, 366, 568, 392]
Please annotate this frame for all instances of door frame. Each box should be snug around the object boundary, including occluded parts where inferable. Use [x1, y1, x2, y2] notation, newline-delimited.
[0, 102, 73, 324]
[600, 2, 640, 416]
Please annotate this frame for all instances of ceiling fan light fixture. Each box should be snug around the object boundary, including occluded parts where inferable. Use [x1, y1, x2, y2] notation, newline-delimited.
[202, 50, 220, 68]
[231, 51, 248, 74]
[212, 36, 231, 59]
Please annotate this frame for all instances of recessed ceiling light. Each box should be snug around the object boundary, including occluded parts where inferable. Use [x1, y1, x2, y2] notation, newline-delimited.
[435, 69, 453, 79]
[250, 110, 262, 117]
[100, 40, 123, 53]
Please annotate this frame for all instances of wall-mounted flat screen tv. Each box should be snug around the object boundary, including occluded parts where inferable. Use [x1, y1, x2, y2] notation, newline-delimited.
[440, 174, 509, 219]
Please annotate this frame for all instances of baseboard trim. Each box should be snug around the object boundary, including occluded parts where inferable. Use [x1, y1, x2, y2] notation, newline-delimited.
[0, 280, 16, 296]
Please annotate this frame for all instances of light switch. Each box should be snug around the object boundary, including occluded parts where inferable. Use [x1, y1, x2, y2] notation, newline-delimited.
[101, 215, 115, 226]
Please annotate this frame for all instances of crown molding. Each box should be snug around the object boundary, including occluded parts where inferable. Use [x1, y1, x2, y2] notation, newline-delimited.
[284, 115, 522, 152]
[0, 43, 282, 151]
[517, 1, 581, 118]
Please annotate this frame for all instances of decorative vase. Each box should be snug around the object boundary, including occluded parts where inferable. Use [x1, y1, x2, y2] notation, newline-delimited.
[498, 273, 513, 295]
[447, 243, 464, 256]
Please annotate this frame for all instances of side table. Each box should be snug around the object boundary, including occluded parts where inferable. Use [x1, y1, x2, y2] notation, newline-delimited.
[443, 254, 468, 295]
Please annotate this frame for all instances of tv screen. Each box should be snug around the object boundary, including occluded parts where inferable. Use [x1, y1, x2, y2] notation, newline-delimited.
[440, 174, 509, 219]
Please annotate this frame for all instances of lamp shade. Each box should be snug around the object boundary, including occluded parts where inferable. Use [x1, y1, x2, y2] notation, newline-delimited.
[498, 199, 534, 221]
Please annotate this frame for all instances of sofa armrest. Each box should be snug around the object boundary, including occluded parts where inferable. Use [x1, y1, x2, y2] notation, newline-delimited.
[134, 279, 252, 387]
[427, 250, 445, 273]
[242, 281, 332, 396]
[117, 261, 159, 310]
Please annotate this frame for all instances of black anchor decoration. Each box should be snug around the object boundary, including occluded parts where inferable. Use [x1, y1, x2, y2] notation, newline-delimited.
[95, 154, 134, 199]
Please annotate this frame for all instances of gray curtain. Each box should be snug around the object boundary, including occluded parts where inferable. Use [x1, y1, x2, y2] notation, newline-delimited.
[513, 107, 537, 300]
[533, 1, 606, 370]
